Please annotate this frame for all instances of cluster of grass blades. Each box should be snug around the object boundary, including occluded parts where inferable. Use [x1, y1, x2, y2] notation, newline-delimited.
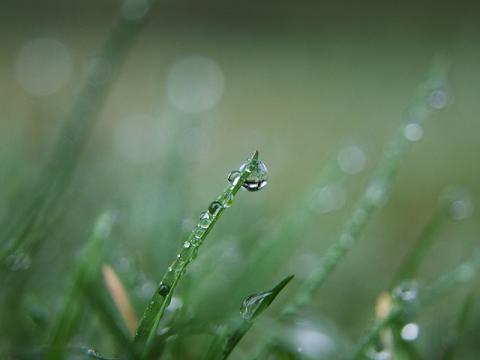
[0, 2, 478, 357]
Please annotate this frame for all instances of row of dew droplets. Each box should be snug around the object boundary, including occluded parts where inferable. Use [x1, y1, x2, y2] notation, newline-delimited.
[157, 152, 268, 301]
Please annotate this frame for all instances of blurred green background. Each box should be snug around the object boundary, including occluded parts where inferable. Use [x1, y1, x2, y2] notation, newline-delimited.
[1, 0, 480, 358]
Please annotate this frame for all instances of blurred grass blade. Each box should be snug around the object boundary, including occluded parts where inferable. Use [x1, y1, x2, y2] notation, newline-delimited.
[133, 151, 264, 354]
[282, 55, 451, 317]
[0, 0, 159, 263]
[392, 204, 449, 286]
[103, 264, 138, 336]
[442, 290, 476, 360]
[48, 211, 115, 360]
[205, 275, 294, 360]
[80, 279, 137, 358]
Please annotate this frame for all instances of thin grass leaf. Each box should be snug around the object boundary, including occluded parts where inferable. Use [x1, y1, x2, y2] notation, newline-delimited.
[442, 290, 476, 360]
[353, 250, 480, 359]
[48, 211, 115, 360]
[80, 279, 137, 359]
[204, 275, 294, 360]
[133, 151, 264, 355]
[282, 55, 451, 317]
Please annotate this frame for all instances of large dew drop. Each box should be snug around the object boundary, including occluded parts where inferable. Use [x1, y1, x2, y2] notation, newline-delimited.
[239, 159, 268, 192]
[240, 291, 272, 321]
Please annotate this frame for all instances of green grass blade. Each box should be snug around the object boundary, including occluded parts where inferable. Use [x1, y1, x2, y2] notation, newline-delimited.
[282, 55, 451, 317]
[204, 275, 294, 360]
[392, 206, 448, 286]
[48, 211, 115, 360]
[442, 290, 476, 360]
[133, 151, 263, 354]
[80, 279, 137, 359]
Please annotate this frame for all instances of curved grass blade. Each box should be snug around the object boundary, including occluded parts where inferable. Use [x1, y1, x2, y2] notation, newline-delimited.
[282, 55, 451, 317]
[48, 212, 115, 360]
[204, 275, 294, 360]
[133, 151, 262, 354]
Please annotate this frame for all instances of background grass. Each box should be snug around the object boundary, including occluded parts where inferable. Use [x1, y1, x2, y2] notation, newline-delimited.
[1, 0, 480, 359]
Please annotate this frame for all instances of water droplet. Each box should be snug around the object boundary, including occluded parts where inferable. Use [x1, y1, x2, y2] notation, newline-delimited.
[400, 322, 419, 342]
[240, 292, 272, 321]
[393, 280, 419, 304]
[6, 251, 31, 272]
[158, 283, 170, 296]
[15, 38, 73, 96]
[313, 184, 346, 213]
[194, 227, 206, 239]
[208, 201, 222, 216]
[352, 208, 368, 225]
[183, 241, 191, 249]
[339, 233, 354, 248]
[199, 211, 212, 228]
[366, 348, 392, 360]
[228, 171, 241, 186]
[177, 254, 181, 258]
[450, 199, 474, 221]
[403, 123, 423, 142]
[457, 264, 475, 282]
[168, 266, 173, 272]
[337, 145, 367, 174]
[292, 323, 336, 358]
[429, 89, 448, 110]
[167, 55, 225, 113]
[240, 160, 268, 192]
[366, 180, 389, 207]
[443, 187, 474, 221]
[223, 193, 234, 208]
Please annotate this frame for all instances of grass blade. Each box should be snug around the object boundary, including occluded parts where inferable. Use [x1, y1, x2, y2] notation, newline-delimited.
[282, 55, 451, 317]
[48, 212, 115, 360]
[442, 290, 476, 360]
[205, 275, 294, 360]
[133, 151, 264, 355]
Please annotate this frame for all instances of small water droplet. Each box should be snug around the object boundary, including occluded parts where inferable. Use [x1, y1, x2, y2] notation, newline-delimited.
[450, 199, 474, 221]
[199, 211, 212, 229]
[400, 322, 419, 342]
[228, 171, 241, 186]
[366, 348, 392, 360]
[158, 283, 170, 296]
[208, 201, 222, 216]
[6, 251, 31, 272]
[429, 89, 448, 109]
[339, 233, 354, 248]
[313, 184, 346, 213]
[240, 160, 268, 192]
[240, 292, 271, 321]
[194, 226, 206, 239]
[177, 254, 181, 258]
[223, 193, 234, 208]
[337, 145, 367, 174]
[366, 180, 389, 206]
[183, 241, 191, 249]
[168, 266, 173, 272]
[393, 280, 419, 304]
[403, 123, 423, 142]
